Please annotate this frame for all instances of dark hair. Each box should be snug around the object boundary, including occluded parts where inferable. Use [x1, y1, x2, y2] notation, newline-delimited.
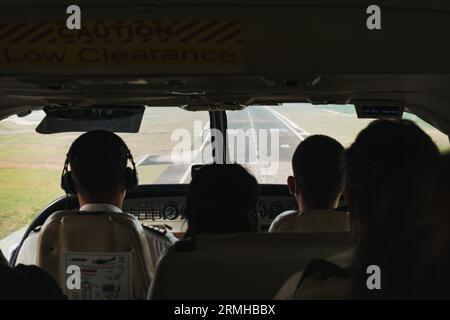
[345, 119, 439, 230]
[292, 135, 345, 209]
[353, 154, 449, 299]
[184, 164, 259, 237]
[69, 130, 130, 197]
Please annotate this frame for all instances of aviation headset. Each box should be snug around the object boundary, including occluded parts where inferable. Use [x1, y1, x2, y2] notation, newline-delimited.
[60, 131, 139, 195]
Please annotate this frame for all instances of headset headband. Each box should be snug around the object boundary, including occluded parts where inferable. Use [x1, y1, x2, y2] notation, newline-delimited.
[61, 131, 138, 195]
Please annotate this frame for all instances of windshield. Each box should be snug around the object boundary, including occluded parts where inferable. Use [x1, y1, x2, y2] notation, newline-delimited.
[0, 103, 448, 244]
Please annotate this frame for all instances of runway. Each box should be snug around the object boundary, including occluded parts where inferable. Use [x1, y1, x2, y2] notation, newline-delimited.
[141, 106, 309, 184]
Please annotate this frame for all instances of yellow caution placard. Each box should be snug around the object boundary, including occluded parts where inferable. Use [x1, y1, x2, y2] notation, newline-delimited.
[0, 19, 244, 69]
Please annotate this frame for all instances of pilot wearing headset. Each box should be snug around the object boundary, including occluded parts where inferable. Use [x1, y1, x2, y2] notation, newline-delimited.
[16, 130, 176, 267]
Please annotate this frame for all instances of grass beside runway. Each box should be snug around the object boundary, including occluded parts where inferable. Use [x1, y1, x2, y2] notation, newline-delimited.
[137, 165, 168, 184]
[0, 168, 61, 239]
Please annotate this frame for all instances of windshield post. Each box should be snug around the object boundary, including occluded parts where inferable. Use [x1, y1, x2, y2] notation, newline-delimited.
[209, 111, 228, 164]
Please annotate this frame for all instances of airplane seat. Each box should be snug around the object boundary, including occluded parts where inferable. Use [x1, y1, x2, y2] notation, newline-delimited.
[148, 232, 354, 299]
[36, 210, 153, 300]
[271, 210, 351, 233]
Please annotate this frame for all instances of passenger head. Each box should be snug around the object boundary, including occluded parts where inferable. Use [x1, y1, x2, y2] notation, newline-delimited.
[345, 119, 440, 237]
[353, 154, 450, 299]
[288, 135, 345, 211]
[62, 130, 137, 207]
[184, 164, 259, 237]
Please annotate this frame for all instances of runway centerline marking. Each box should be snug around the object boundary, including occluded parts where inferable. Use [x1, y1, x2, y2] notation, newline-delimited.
[263, 106, 309, 141]
[246, 108, 259, 160]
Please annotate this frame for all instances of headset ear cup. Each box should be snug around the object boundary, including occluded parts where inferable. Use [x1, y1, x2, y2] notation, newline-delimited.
[60, 173, 66, 193]
[61, 171, 77, 195]
[125, 167, 138, 190]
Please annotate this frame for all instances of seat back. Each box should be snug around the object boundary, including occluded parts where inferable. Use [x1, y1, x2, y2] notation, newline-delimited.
[275, 210, 351, 233]
[149, 232, 354, 299]
[36, 211, 153, 300]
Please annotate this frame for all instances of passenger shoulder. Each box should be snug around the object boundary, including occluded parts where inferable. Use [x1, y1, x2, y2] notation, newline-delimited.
[142, 224, 178, 244]
[5, 264, 67, 300]
[268, 210, 299, 232]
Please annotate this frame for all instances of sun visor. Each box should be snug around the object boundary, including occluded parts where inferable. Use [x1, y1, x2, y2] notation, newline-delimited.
[36, 105, 145, 134]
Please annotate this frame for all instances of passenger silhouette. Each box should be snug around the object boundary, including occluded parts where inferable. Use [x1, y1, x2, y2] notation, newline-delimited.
[353, 153, 449, 299]
[275, 119, 440, 299]
[0, 249, 66, 300]
[269, 135, 348, 233]
[184, 164, 259, 238]
[345, 119, 439, 240]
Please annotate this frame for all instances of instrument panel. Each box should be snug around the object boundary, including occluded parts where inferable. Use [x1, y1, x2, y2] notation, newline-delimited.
[124, 196, 188, 234]
[123, 184, 297, 233]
